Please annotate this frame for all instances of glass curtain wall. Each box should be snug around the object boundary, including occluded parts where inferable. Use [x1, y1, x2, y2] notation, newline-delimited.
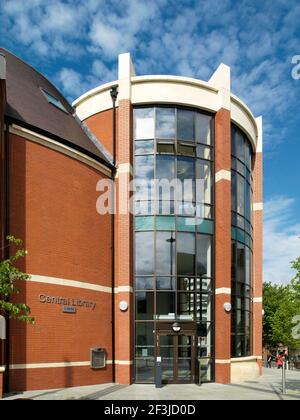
[231, 125, 253, 357]
[134, 106, 214, 383]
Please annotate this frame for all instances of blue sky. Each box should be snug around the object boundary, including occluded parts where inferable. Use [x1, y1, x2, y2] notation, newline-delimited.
[0, 0, 299, 284]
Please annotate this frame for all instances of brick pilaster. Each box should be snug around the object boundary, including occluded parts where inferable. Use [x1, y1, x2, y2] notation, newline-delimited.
[252, 117, 263, 369]
[214, 108, 232, 384]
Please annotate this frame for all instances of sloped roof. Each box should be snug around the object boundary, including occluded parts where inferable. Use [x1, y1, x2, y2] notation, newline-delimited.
[0, 48, 113, 168]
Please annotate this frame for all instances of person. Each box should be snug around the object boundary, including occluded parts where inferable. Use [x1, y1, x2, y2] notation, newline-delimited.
[277, 353, 283, 369]
[267, 354, 273, 368]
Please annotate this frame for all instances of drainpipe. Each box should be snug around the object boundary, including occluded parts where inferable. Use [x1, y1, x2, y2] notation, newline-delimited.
[110, 86, 118, 383]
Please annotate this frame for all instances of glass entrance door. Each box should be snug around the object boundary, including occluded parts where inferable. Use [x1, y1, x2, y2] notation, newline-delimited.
[157, 333, 195, 384]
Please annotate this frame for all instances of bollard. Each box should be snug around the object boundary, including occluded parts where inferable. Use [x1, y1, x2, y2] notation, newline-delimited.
[155, 356, 162, 388]
[282, 358, 286, 394]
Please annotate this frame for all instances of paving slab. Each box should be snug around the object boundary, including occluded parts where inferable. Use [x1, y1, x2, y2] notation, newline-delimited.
[3, 368, 300, 400]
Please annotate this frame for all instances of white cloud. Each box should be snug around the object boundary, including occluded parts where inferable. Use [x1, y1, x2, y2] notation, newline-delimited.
[264, 196, 300, 285]
[1, 0, 299, 144]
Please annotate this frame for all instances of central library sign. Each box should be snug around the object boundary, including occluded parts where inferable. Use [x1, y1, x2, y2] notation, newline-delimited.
[38, 294, 96, 310]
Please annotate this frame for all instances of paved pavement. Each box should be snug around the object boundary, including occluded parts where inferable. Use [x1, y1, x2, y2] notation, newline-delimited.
[3, 368, 300, 400]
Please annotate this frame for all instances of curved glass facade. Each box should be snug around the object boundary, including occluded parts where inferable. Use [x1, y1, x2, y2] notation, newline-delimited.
[133, 106, 214, 383]
[231, 125, 253, 357]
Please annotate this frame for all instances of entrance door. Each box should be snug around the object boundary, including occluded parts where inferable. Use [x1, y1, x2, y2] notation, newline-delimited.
[156, 333, 195, 384]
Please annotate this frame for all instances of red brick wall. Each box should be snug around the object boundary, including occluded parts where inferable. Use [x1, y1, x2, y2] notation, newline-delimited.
[8, 133, 113, 391]
[214, 108, 231, 384]
[84, 108, 118, 157]
[114, 99, 134, 385]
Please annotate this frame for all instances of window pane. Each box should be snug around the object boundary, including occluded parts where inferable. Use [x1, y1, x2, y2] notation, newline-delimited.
[196, 145, 211, 160]
[231, 126, 236, 156]
[197, 234, 211, 277]
[135, 155, 154, 180]
[135, 322, 154, 346]
[177, 292, 195, 320]
[134, 108, 155, 140]
[178, 144, 196, 156]
[178, 277, 196, 291]
[246, 182, 251, 221]
[156, 155, 175, 181]
[156, 277, 176, 290]
[177, 109, 194, 141]
[196, 219, 213, 234]
[157, 143, 175, 154]
[134, 200, 153, 216]
[156, 216, 176, 230]
[231, 171, 236, 212]
[177, 232, 195, 275]
[135, 216, 155, 231]
[156, 232, 176, 275]
[135, 292, 154, 320]
[195, 113, 211, 145]
[135, 358, 155, 383]
[237, 174, 245, 216]
[135, 277, 154, 290]
[237, 242, 245, 283]
[237, 131, 245, 162]
[245, 247, 250, 286]
[196, 160, 211, 204]
[156, 292, 176, 319]
[177, 157, 195, 203]
[177, 216, 196, 232]
[245, 143, 251, 170]
[156, 108, 175, 138]
[196, 293, 211, 322]
[135, 232, 154, 275]
[135, 140, 154, 155]
[135, 155, 154, 200]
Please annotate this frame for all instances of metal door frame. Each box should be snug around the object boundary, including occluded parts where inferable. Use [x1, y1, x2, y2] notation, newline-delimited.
[156, 332, 196, 384]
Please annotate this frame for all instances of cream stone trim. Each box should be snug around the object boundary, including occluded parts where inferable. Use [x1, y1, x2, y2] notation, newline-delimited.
[114, 286, 133, 293]
[231, 356, 260, 363]
[114, 360, 133, 365]
[209, 63, 231, 110]
[10, 362, 91, 370]
[253, 297, 263, 303]
[9, 124, 112, 178]
[252, 202, 263, 211]
[215, 288, 231, 295]
[9, 360, 133, 370]
[73, 53, 259, 150]
[215, 170, 231, 183]
[215, 359, 231, 364]
[230, 95, 257, 151]
[115, 163, 133, 178]
[28, 275, 112, 294]
[0, 366, 5, 373]
[118, 53, 135, 101]
[255, 116, 263, 153]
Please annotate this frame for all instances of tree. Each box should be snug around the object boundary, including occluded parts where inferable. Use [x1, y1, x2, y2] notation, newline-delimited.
[0, 236, 34, 323]
[263, 282, 288, 348]
[263, 246, 300, 350]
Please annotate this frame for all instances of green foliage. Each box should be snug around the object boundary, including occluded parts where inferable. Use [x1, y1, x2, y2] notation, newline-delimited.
[0, 236, 34, 324]
[263, 248, 300, 349]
